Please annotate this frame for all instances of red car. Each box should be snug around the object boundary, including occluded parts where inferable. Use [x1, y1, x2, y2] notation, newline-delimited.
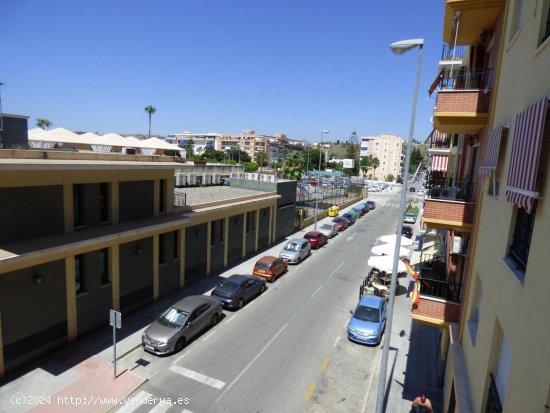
[304, 231, 328, 249]
[332, 216, 349, 231]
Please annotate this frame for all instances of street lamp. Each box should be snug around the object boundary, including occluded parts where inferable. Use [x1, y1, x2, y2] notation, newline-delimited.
[375, 38, 423, 413]
[314, 130, 329, 231]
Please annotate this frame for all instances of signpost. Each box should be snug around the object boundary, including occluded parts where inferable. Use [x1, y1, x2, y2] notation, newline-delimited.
[109, 309, 122, 379]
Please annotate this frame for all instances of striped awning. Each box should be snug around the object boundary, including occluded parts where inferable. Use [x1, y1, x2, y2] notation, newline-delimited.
[431, 155, 449, 172]
[433, 130, 448, 143]
[505, 97, 549, 213]
[479, 126, 506, 176]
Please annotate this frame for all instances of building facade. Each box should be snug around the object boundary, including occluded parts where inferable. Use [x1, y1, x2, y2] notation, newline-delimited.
[360, 134, 404, 180]
[419, 1, 550, 412]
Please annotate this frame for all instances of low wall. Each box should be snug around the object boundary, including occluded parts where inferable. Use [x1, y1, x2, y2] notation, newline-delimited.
[298, 195, 366, 230]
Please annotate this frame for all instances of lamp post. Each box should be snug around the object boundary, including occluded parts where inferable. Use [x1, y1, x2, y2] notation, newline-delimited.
[375, 38, 423, 413]
[314, 130, 329, 231]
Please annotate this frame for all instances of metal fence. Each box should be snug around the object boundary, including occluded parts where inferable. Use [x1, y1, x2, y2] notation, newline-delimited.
[426, 179, 478, 203]
[440, 68, 492, 91]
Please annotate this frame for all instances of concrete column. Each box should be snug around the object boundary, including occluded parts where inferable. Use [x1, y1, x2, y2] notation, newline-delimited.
[153, 235, 159, 301]
[110, 182, 119, 225]
[110, 244, 120, 311]
[268, 206, 273, 245]
[271, 205, 277, 244]
[179, 229, 185, 289]
[65, 256, 77, 342]
[63, 184, 73, 233]
[242, 213, 247, 259]
[153, 179, 160, 217]
[223, 218, 229, 267]
[206, 221, 212, 275]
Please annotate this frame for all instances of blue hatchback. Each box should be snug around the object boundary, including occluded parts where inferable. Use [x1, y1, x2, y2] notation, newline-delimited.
[348, 295, 387, 345]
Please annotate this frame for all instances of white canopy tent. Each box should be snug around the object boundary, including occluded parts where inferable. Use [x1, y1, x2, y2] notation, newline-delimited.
[378, 234, 414, 247]
[367, 255, 407, 273]
[371, 243, 410, 257]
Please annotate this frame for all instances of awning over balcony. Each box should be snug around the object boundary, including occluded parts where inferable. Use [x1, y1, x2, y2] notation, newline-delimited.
[479, 126, 506, 176]
[505, 97, 549, 213]
[428, 70, 444, 97]
[431, 155, 449, 172]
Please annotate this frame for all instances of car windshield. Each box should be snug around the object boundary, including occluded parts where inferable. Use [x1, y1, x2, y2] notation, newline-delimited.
[158, 307, 189, 328]
[405, 213, 414, 217]
[320, 224, 331, 230]
[304, 234, 316, 239]
[284, 242, 300, 252]
[255, 261, 271, 269]
[354, 305, 380, 322]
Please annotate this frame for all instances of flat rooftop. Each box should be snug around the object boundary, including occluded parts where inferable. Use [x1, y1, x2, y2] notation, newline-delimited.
[175, 186, 268, 206]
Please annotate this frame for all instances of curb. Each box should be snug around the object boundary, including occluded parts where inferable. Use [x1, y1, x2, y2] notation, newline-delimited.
[105, 377, 150, 413]
[109, 341, 142, 363]
[362, 342, 384, 413]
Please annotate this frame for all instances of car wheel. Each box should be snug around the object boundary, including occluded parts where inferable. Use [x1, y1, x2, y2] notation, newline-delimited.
[175, 337, 186, 352]
[297, 257, 302, 264]
[211, 313, 219, 326]
[260, 284, 266, 294]
[237, 299, 245, 310]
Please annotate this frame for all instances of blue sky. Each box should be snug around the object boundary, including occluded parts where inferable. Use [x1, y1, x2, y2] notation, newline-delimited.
[1, 0, 444, 142]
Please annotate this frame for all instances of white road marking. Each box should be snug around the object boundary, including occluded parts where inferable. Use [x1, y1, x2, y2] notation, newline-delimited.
[311, 285, 323, 298]
[346, 233, 357, 242]
[215, 323, 289, 404]
[343, 319, 349, 329]
[202, 329, 217, 342]
[170, 365, 226, 389]
[149, 401, 174, 413]
[115, 391, 152, 413]
[173, 350, 190, 364]
[333, 336, 341, 348]
[353, 245, 359, 251]
[224, 314, 239, 324]
[328, 261, 345, 278]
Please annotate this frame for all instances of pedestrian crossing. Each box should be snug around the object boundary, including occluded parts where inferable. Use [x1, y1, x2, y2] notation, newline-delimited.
[113, 390, 194, 413]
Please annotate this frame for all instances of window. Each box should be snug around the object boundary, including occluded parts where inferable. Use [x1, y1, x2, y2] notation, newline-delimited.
[159, 234, 166, 265]
[541, 0, 550, 44]
[100, 183, 109, 223]
[159, 179, 166, 213]
[487, 172, 500, 197]
[494, 334, 512, 404]
[173, 230, 179, 259]
[73, 184, 84, 228]
[468, 280, 483, 344]
[509, 0, 525, 40]
[100, 248, 109, 285]
[75, 255, 84, 293]
[508, 203, 536, 272]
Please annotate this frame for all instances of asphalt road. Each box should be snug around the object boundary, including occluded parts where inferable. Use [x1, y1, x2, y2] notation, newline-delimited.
[113, 188, 406, 413]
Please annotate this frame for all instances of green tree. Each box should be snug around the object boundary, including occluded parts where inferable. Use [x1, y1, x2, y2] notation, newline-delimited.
[409, 147, 424, 174]
[371, 156, 380, 179]
[359, 155, 380, 178]
[309, 148, 325, 171]
[36, 118, 52, 130]
[144, 105, 157, 138]
[344, 130, 360, 175]
[386, 174, 395, 182]
[227, 147, 251, 163]
[181, 138, 194, 158]
[256, 150, 268, 174]
[243, 162, 259, 172]
[202, 147, 224, 162]
[281, 151, 305, 181]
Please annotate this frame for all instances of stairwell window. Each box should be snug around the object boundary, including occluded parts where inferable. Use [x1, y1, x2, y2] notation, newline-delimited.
[509, 0, 525, 42]
[508, 202, 536, 275]
[468, 279, 483, 345]
[540, 0, 550, 44]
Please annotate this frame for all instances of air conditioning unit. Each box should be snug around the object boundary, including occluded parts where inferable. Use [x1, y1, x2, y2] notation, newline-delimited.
[264, 174, 275, 182]
[247, 173, 258, 181]
[187, 173, 196, 186]
[203, 173, 212, 185]
[452, 236, 463, 253]
[212, 173, 220, 184]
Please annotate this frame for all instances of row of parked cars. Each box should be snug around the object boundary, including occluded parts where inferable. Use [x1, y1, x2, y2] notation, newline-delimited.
[142, 200, 378, 355]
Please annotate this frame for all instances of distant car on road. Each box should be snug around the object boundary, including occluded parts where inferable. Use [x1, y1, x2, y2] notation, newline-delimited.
[142, 295, 222, 355]
[402, 225, 413, 239]
[279, 238, 311, 264]
[252, 256, 288, 282]
[304, 231, 328, 249]
[352, 203, 368, 216]
[318, 222, 339, 239]
[211, 274, 266, 310]
[343, 211, 357, 225]
[332, 216, 349, 231]
[366, 200, 376, 210]
[348, 295, 387, 346]
[404, 212, 416, 224]
[409, 187, 416, 192]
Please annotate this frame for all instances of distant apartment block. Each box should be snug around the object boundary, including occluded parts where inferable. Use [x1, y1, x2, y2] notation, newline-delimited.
[360, 134, 404, 180]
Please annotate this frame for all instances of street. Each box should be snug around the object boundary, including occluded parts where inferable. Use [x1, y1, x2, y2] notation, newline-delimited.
[112, 188, 407, 413]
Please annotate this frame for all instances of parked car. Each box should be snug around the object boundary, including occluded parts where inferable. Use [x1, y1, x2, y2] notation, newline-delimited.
[366, 200, 376, 210]
[404, 212, 416, 224]
[352, 203, 368, 216]
[409, 187, 416, 192]
[318, 222, 339, 238]
[332, 216, 349, 231]
[402, 225, 413, 239]
[211, 274, 266, 310]
[304, 231, 328, 249]
[142, 295, 223, 355]
[343, 211, 357, 225]
[348, 295, 387, 346]
[279, 238, 311, 264]
[252, 256, 288, 282]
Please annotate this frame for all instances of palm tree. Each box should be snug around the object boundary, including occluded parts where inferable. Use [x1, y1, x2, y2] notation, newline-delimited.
[256, 150, 268, 174]
[144, 105, 157, 138]
[36, 118, 52, 130]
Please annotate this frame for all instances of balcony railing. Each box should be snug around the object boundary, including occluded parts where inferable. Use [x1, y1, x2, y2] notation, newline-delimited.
[174, 193, 187, 207]
[426, 179, 478, 203]
[440, 68, 492, 91]
[485, 374, 503, 413]
[441, 44, 466, 61]
[419, 277, 462, 303]
[429, 136, 452, 149]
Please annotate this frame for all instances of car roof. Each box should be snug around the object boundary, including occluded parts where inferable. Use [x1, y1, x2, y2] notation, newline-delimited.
[305, 231, 321, 236]
[172, 295, 215, 312]
[287, 238, 306, 243]
[225, 274, 253, 284]
[359, 295, 384, 307]
[256, 255, 278, 264]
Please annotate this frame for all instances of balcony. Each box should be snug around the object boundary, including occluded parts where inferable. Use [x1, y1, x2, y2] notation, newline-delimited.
[422, 180, 476, 231]
[440, 44, 466, 66]
[411, 253, 463, 327]
[443, 0, 502, 45]
[433, 68, 491, 134]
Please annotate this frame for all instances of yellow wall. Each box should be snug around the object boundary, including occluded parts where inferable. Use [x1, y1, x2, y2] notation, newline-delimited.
[461, 1, 550, 411]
